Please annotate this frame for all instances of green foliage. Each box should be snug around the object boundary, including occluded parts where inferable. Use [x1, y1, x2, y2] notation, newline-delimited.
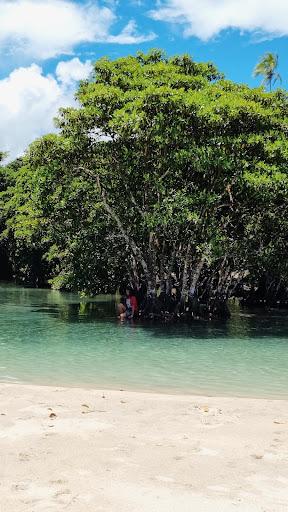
[1, 51, 288, 306]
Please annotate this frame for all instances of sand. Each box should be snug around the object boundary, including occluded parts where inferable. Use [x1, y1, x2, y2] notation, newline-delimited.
[0, 384, 288, 511]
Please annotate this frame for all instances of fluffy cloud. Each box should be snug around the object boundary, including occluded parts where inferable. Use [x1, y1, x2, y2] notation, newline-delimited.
[0, 58, 93, 160]
[0, 0, 155, 59]
[150, 0, 288, 40]
[106, 20, 155, 44]
[56, 57, 92, 85]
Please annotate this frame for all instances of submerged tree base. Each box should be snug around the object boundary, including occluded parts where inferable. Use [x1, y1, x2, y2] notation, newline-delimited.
[134, 294, 231, 322]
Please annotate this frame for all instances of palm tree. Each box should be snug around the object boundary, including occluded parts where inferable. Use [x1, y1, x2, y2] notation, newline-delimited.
[253, 53, 281, 91]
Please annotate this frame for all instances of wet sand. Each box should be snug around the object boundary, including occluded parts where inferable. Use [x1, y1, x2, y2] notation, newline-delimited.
[1, 383, 288, 511]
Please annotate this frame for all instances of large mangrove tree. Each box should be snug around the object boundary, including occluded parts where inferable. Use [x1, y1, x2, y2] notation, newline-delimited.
[1, 50, 288, 317]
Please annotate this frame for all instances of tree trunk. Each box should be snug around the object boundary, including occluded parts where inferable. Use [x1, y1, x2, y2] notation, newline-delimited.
[189, 253, 206, 297]
[181, 243, 191, 304]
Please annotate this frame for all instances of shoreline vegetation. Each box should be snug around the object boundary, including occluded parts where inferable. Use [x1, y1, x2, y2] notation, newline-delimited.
[1, 383, 288, 511]
[1, 50, 288, 320]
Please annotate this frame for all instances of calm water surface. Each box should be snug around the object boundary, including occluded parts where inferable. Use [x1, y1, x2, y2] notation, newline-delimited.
[1, 284, 288, 398]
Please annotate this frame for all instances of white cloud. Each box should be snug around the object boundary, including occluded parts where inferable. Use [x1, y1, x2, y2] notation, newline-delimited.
[56, 57, 92, 85]
[0, 0, 155, 59]
[0, 0, 114, 59]
[107, 19, 156, 44]
[0, 59, 92, 160]
[149, 0, 288, 40]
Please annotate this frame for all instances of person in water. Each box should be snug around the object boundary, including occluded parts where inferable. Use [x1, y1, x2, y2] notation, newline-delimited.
[125, 288, 139, 319]
[117, 288, 138, 320]
[117, 297, 126, 321]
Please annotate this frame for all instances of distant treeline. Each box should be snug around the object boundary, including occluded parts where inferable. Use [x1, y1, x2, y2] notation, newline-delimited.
[1, 50, 288, 319]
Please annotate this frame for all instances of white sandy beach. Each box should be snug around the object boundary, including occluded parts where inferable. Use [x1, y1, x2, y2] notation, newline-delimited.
[0, 384, 288, 511]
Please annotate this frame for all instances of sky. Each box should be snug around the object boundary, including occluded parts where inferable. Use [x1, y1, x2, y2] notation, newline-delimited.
[1, 0, 288, 160]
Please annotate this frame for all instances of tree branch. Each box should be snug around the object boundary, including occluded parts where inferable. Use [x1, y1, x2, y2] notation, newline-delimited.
[95, 175, 150, 276]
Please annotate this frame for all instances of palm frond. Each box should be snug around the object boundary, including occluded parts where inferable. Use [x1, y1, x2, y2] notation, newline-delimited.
[253, 53, 280, 91]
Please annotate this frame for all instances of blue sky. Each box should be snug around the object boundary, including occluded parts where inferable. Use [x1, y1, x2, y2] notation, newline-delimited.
[1, 0, 288, 159]
[44, 24, 288, 88]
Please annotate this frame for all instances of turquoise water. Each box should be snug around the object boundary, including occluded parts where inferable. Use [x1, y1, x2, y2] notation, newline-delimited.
[1, 284, 288, 398]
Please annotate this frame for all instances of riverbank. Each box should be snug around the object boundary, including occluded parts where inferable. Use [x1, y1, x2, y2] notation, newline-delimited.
[1, 384, 288, 511]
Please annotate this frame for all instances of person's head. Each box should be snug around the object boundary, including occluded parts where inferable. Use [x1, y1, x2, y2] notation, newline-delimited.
[126, 288, 131, 297]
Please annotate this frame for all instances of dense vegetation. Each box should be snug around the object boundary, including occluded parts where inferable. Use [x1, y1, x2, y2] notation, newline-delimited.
[1, 50, 288, 319]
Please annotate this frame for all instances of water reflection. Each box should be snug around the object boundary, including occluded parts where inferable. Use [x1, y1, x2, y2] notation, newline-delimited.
[1, 283, 288, 397]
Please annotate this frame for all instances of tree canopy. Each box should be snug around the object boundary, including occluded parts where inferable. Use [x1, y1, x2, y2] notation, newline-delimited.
[1, 50, 288, 317]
